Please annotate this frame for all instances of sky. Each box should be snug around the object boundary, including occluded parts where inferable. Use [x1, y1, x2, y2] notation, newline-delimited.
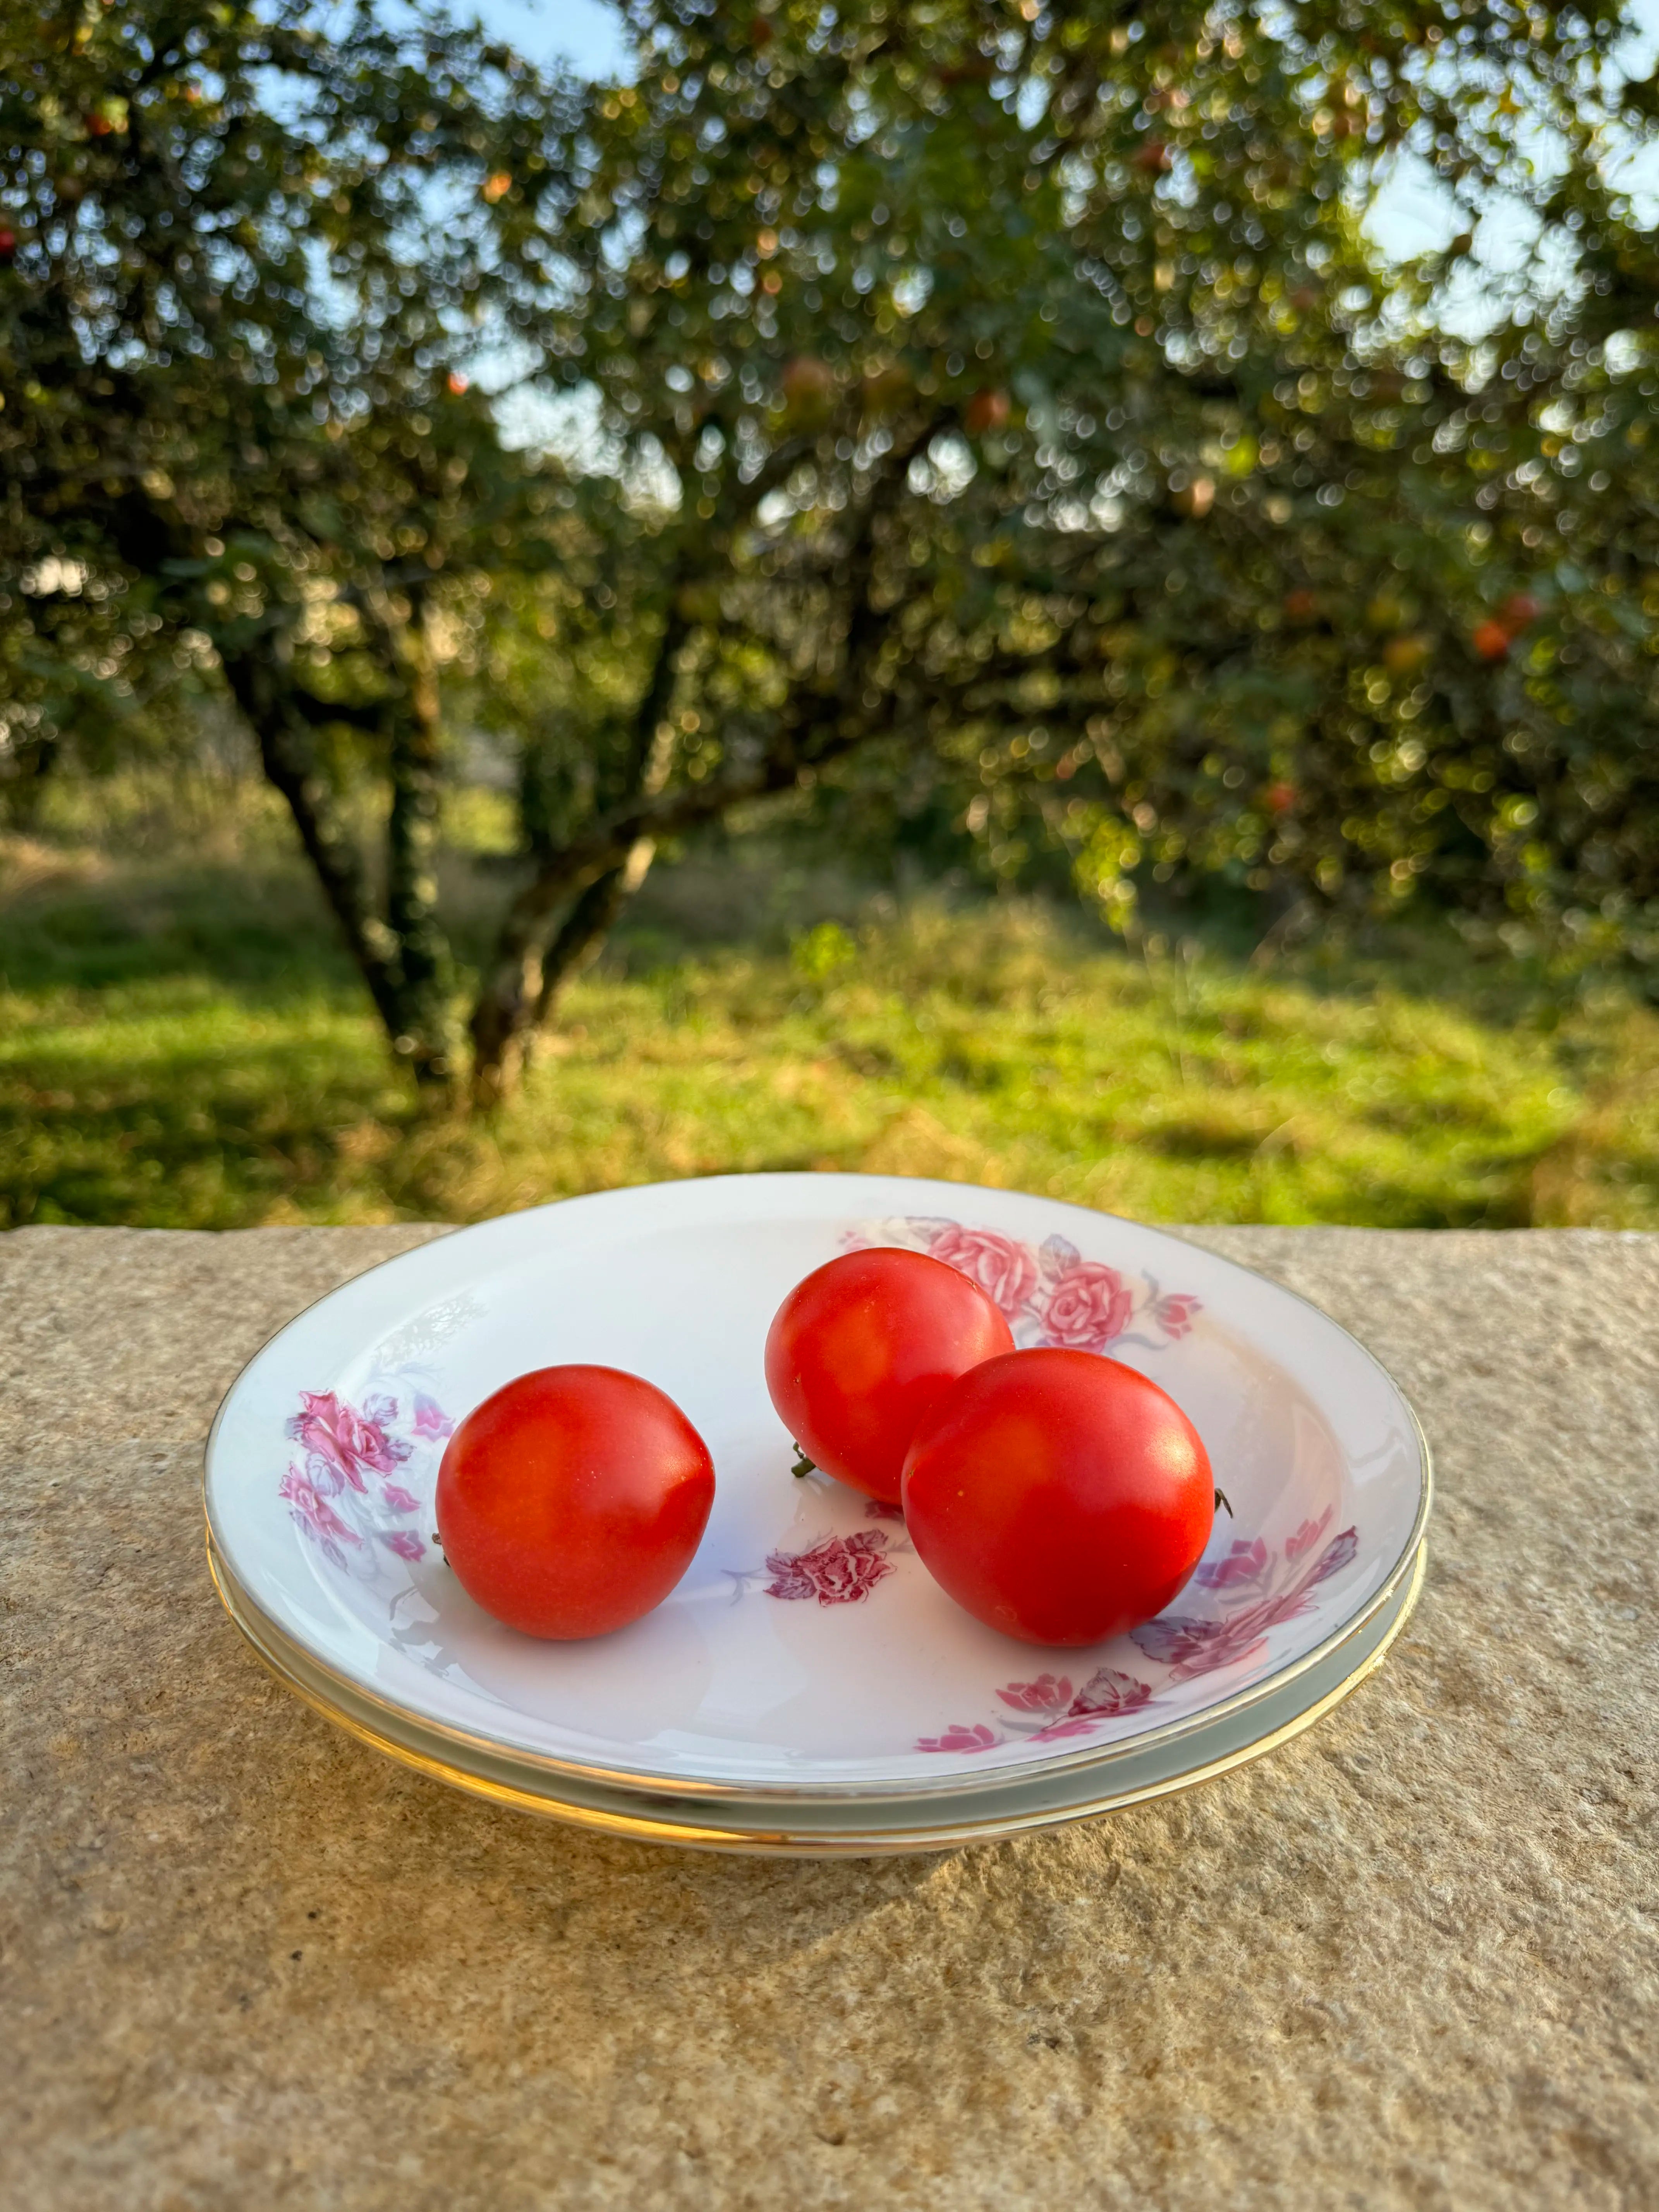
[467, 0, 628, 74]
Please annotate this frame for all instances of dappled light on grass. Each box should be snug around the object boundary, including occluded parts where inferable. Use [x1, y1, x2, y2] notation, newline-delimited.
[2, 857, 1656, 1233]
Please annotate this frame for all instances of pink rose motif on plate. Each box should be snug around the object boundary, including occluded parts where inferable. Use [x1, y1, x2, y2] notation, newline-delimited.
[1286, 1508, 1334, 1564]
[1002, 1666, 1152, 1736]
[411, 1393, 454, 1441]
[1130, 1605, 1280, 1680]
[1191, 1537, 1271, 1592]
[847, 1218, 1201, 1357]
[917, 1509, 1362, 1751]
[1066, 1666, 1155, 1718]
[1285, 1509, 1357, 1582]
[1311, 1526, 1358, 1583]
[920, 1664, 1153, 1753]
[996, 1673, 1077, 1715]
[764, 1530, 895, 1606]
[1038, 1261, 1135, 1353]
[927, 1225, 1040, 1324]
[915, 1723, 999, 1755]
[1132, 1523, 1360, 1680]
[1153, 1292, 1202, 1339]
[280, 1386, 447, 1575]
[286, 1390, 411, 1492]
[279, 1469, 363, 1563]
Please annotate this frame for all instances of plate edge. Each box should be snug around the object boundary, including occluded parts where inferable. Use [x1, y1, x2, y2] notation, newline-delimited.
[200, 1177, 1434, 1798]
[207, 1546, 1428, 1854]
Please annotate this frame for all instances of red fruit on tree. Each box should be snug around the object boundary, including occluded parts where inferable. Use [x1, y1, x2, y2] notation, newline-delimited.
[963, 387, 1010, 436]
[1282, 588, 1319, 622]
[1498, 591, 1542, 632]
[1265, 781, 1297, 816]
[1472, 619, 1511, 662]
[446, 371, 469, 395]
[1133, 139, 1172, 175]
[0, 230, 15, 261]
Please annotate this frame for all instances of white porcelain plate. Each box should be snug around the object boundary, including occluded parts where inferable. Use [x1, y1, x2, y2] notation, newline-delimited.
[204, 1175, 1430, 1813]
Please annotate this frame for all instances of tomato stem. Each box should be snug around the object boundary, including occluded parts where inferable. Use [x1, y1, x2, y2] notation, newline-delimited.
[790, 1444, 817, 1479]
[1214, 1487, 1233, 1517]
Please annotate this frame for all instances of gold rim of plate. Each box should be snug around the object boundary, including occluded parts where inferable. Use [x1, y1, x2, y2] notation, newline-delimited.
[208, 1537, 1427, 1855]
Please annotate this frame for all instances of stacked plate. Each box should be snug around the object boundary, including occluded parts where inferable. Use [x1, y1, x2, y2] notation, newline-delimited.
[204, 1174, 1431, 1853]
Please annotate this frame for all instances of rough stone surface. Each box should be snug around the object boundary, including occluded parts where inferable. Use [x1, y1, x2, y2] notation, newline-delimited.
[1, 1221, 1656, 2211]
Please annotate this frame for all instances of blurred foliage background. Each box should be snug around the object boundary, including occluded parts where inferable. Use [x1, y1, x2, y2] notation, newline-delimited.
[3, 0, 1659, 1227]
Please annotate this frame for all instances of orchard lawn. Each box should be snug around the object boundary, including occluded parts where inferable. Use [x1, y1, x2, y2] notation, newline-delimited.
[2, 804, 1657, 1235]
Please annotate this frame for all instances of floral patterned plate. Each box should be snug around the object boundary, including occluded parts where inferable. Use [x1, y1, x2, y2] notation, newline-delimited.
[204, 1174, 1430, 1829]
[206, 1534, 1425, 1853]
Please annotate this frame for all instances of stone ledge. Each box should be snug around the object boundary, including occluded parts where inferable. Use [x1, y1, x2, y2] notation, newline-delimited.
[2, 1223, 1654, 2210]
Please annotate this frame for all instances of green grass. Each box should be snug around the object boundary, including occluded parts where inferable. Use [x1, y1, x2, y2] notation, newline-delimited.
[3, 806, 1657, 1231]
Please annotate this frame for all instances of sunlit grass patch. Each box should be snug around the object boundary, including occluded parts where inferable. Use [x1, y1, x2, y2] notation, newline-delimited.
[2, 843, 1656, 1232]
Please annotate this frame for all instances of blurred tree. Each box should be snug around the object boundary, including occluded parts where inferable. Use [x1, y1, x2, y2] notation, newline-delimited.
[7, 1, 1659, 1109]
[0, 0, 578, 1083]
[464, 0, 1659, 1092]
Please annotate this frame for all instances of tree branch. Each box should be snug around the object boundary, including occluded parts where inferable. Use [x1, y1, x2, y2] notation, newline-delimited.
[470, 551, 696, 1092]
[468, 438, 925, 1101]
[218, 646, 404, 1035]
[288, 686, 388, 737]
[529, 836, 659, 1032]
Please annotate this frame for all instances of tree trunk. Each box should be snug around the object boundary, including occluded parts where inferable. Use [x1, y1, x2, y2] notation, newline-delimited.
[384, 608, 460, 1091]
[224, 637, 459, 1096]
[529, 837, 658, 1033]
[0, 726, 57, 828]
[469, 600, 689, 1106]
[220, 646, 405, 1035]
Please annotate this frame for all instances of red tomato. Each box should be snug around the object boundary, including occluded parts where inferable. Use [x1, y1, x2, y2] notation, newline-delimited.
[902, 1348, 1214, 1647]
[764, 1248, 1014, 1504]
[435, 1365, 714, 1639]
